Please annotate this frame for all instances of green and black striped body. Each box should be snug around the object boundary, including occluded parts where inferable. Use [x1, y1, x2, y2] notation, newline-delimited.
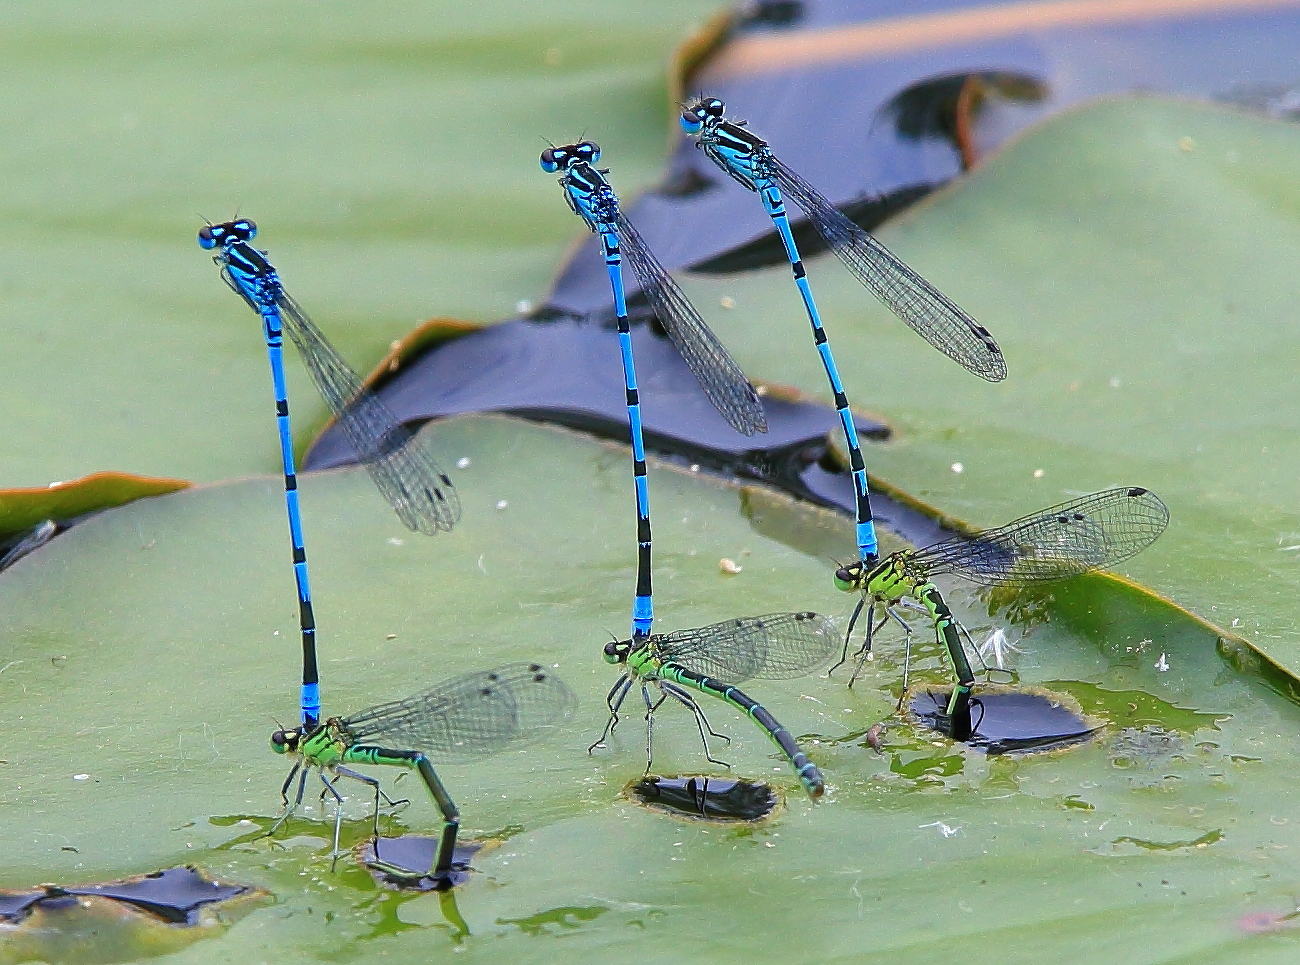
[836, 555, 975, 740]
[271, 664, 572, 878]
[272, 719, 461, 874]
[625, 645, 825, 798]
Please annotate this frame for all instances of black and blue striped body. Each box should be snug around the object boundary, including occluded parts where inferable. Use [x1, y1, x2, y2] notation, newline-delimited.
[684, 111, 878, 563]
[199, 221, 319, 726]
[661, 662, 825, 797]
[548, 149, 653, 637]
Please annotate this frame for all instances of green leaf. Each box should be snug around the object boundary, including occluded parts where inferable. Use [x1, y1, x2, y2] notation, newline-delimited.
[0, 415, 1291, 963]
[0, 472, 189, 538]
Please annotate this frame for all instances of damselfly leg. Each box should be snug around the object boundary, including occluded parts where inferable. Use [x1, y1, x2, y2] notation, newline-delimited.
[660, 680, 732, 767]
[590, 673, 633, 754]
[266, 763, 310, 837]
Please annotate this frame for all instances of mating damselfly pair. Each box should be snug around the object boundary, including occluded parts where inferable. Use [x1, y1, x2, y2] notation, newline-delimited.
[200, 220, 572, 880]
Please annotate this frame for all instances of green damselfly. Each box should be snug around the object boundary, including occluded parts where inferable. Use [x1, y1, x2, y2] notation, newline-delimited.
[269, 662, 575, 876]
[833, 487, 1169, 739]
[592, 612, 837, 798]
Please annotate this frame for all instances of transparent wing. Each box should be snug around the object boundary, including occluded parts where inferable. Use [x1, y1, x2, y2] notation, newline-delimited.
[769, 156, 1007, 383]
[655, 611, 838, 682]
[908, 487, 1170, 586]
[342, 662, 577, 762]
[275, 291, 461, 535]
[614, 212, 767, 436]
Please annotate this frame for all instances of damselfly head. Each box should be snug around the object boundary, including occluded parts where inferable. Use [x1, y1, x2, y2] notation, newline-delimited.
[680, 97, 726, 134]
[834, 561, 865, 591]
[198, 218, 257, 250]
[270, 728, 301, 755]
[540, 141, 601, 173]
[603, 638, 633, 665]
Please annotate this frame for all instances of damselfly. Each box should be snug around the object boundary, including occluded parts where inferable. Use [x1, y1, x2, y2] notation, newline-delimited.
[199, 219, 460, 538]
[199, 218, 461, 723]
[681, 97, 1007, 566]
[542, 142, 766, 635]
[592, 612, 837, 798]
[270, 662, 576, 876]
[832, 487, 1169, 739]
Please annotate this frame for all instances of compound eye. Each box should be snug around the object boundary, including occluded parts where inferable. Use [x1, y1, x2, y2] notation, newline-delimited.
[540, 147, 562, 173]
[576, 141, 600, 164]
[270, 729, 295, 753]
[232, 218, 257, 240]
[680, 109, 703, 134]
[197, 225, 218, 249]
[603, 641, 619, 657]
[707, 98, 725, 116]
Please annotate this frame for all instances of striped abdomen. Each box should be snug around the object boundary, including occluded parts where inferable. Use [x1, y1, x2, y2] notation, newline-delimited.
[666, 664, 825, 798]
[915, 582, 974, 740]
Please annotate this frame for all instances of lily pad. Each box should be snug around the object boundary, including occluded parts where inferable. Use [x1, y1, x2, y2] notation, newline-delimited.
[1, 414, 1297, 964]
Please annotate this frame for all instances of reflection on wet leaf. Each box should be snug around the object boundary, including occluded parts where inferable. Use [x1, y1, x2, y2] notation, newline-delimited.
[348, 887, 471, 945]
[497, 905, 608, 936]
[888, 747, 965, 781]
